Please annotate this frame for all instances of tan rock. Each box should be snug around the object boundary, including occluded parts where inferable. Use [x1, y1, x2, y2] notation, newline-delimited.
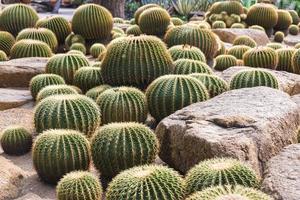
[14, 193, 45, 200]
[0, 88, 32, 111]
[283, 34, 300, 47]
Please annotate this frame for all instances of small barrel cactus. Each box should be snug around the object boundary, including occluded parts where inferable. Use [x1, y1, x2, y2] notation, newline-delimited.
[112, 27, 125, 35]
[186, 185, 272, 200]
[274, 10, 293, 31]
[106, 165, 186, 200]
[288, 10, 300, 25]
[0, 4, 39, 36]
[295, 43, 300, 49]
[86, 84, 111, 101]
[214, 55, 238, 71]
[185, 158, 260, 194]
[249, 25, 265, 32]
[233, 35, 257, 48]
[29, 73, 65, 99]
[96, 87, 147, 124]
[274, 31, 285, 43]
[134, 4, 159, 24]
[276, 48, 296, 73]
[289, 24, 299, 35]
[292, 48, 300, 74]
[231, 23, 246, 28]
[32, 129, 91, 184]
[230, 69, 279, 89]
[171, 17, 184, 26]
[168, 45, 207, 62]
[126, 25, 142, 36]
[0, 126, 32, 155]
[72, 4, 113, 40]
[227, 45, 251, 59]
[74, 67, 104, 93]
[45, 53, 90, 84]
[174, 59, 213, 75]
[36, 85, 78, 102]
[243, 47, 278, 69]
[215, 40, 226, 57]
[89, 43, 106, 58]
[65, 33, 85, 50]
[10, 39, 52, 59]
[0, 50, 8, 61]
[34, 94, 101, 137]
[212, 21, 226, 29]
[67, 50, 85, 56]
[70, 43, 86, 55]
[91, 122, 159, 178]
[266, 42, 283, 50]
[146, 75, 209, 121]
[0, 31, 15, 55]
[113, 17, 124, 24]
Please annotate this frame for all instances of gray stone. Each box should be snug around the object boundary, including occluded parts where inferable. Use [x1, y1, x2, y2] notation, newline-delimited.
[262, 144, 300, 200]
[0, 88, 32, 110]
[283, 34, 300, 47]
[155, 87, 299, 176]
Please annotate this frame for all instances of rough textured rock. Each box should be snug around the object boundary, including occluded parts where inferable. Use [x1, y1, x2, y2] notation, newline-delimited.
[0, 58, 48, 88]
[283, 34, 300, 47]
[262, 144, 300, 200]
[155, 87, 299, 176]
[0, 88, 32, 110]
[14, 193, 45, 200]
[219, 66, 300, 95]
[213, 29, 270, 46]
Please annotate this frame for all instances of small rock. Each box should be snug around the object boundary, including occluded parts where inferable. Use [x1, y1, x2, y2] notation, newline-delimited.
[0, 88, 32, 111]
[284, 34, 300, 47]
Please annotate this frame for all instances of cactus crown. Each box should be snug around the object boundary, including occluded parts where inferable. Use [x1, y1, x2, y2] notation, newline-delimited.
[36, 85, 78, 102]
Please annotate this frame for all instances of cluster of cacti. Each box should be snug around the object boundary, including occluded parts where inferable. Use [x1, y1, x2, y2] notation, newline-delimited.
[34, 94, 101, 137]
[126, 25, 142, 36]
[208, 1, 244, 15]
[29, 73, 65, 99]
[168, 45, 207, 62]
[266, 42, 283, 50]
[70, 43, 86, 54]
[89, 43, 106, 58]
[32, 129, 90, 184]
[165, 24, 219, 59]
[65, 33, 85, 50]
[212, 21, 226, 29]
[0, 31, 15, 55]
[214, 55, 238, 71]
[106, 165, 186, 200]
[56, 171, 103, 200]
[186, 185, 272, 200]
[207, 11, 244, 28]
[96, 87, 147, 124]
[243, 47, 278, 69]
[230, 69, 279, 89]
[227, 45, 251, 59]
[274, 10, 293, 31]
[289, 24, 299, 35]
[146, 75, 209, 121]
[0, 126, 32, 155]
[85, 84, 111, 101]
[101, 35, 173, 89]
[134, 4, 159, 24]
[171, 17, 184, 26]
[45, 53, 90, 84]
[174, 59, 213, 75]
[74, 67, 104, 93]
[190, 73, 229, 97]
[72, 4, 113, 40]
[233, 35, 257, 48]
[274, 31, 285, 42]
[185, 158, 259, 194]
[292, 48, 300, 74]
[0, 4, 39, 36]
[91, 122, 159, 177]
[36, 85, 78, 101]
[0, 50, 8, 61]
[288, 10, 300, 25]
[16, 28, 58, 52]
[276, 48, 296, 72]
[10, 39, 52, 59]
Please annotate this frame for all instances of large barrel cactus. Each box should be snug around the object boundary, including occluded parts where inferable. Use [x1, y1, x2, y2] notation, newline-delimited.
[91, 122, 159, 178]
[146, 75, 209, 121]
[74, 67, 104, 93]
[214, 55, 238, 71]
[85, 85, 111, 101]
[168, 45, 207, 62]
[0, 4, 39, 36]
[243, 47, 278, 69]
[134, 4, 160, 24]
[106, 165, 186, 200]
[0, 31, 15, 55]
[227, 45, 252, 59]
[292, 48, 300, 74]
[34, 94, 101, 137]
[174, 59, 213, 75]
[72, 4, 113, 40]
[276, 48, 296, 73]
[101, 35, 173, 89]
[274, 10, 293, 31]
[36, 85, 78, 102]
[32, 129, 90, 184]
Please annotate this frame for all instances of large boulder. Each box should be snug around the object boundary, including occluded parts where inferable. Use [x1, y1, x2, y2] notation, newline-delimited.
[155, 87, 300, 175]
[0, 88, 32, 110]
[213, 29, 270, 46]
[0, 58, 48, 88]
[283, 34, 300, 47]
[262, 144, 300, 200]
[219, 66, 300, 95]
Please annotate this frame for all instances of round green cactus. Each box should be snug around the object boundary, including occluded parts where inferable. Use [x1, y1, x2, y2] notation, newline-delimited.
[214, 55, 238, 71]
[266, 42, 283, 50]
[190, 73, 229, 97]
[10, 39, 52, 59]
[32, 129, 90, 184]
[171, 17, 184, 26]
[34, 94, 101, 137]
[67, 50, 85, 56]
[292, 48, 300, 74]
[0, 50, 8, 61]
[174, 59, 213, 75]
[231, 23, 246, 28]
[233, 35, 257, 48]
[274, 31, 285, 43]
[113, 17, 124, 24]
[74, 67, 104, 93]
[89, 43, 106, 58]
[168, 45, 207, 62]
[29, 73, 65, 99]
[134, 4, 160, 24]
[101, 35, 173, 89]
[126, 25, 142, 36]
[35, 18, 48, 28]
[36, 85, 78, 102]
[185, 158, 260, 194]
[212, 21, 226, 29]
[45, 53, 90, 84]
[243, 47, 278, 69]
[56, 171, 103, 200]
[0, 31, 15, 55]
[0, 126, 32, 155]
[227, 45, 251, 59]
[274, 10, 293, 31]
[186, 185, 272, 200]
[0, 4, 39, 36]
[72, 4, 113, 40]
[65, 33, 85, 50]
[146, 75, 209, 121]
[106, 165, 186, 200]
[91, 122, 159, 178]
[246, 3, 278, 29]
[289, 24, 299, 35]
[288, 10, 300, 25]
[85, 84, 111, 101]
[70, 43, 86, 55]
[276, 48, 296, 73]
[96, 87, 147, 124]
[165, 24, 219, 59]
[249, 25, 265, 32]
[230, 69, 279, 89]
